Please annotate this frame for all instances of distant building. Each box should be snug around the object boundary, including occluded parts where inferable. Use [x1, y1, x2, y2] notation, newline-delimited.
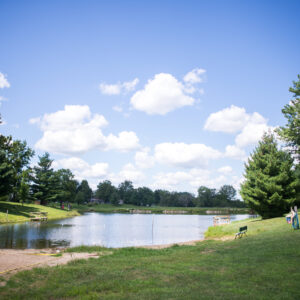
[90, 198, 104, 204]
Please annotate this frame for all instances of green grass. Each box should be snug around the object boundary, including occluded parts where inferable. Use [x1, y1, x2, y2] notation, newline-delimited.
[1, 216, 300, 299]
[73, 203, 250, 215]
[0, 201, 80, 224]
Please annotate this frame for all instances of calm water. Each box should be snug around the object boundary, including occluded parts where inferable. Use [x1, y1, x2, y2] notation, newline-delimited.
[0, 213, 251, 249]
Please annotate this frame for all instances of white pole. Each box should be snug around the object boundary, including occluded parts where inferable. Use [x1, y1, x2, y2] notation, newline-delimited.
[152, 215, 154, 245]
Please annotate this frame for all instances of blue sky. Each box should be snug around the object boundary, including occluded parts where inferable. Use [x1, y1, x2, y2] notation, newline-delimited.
[0, 0, 299, 193]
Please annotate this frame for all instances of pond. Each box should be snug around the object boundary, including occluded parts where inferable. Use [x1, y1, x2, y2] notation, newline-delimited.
[0, 213, 252, 249]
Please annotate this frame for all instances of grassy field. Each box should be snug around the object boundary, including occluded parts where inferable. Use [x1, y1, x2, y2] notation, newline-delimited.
[0, 201, 80, 224]
[1, 216, 300, 299]
[73, 203, 250, 215]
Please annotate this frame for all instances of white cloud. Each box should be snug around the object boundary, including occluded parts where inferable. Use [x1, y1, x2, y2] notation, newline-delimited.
[151, 168, 234, 193]
[217, 166, 233, 174]
[204, 105, 250, 133]
[225, 145, 247, 161]
[30, 105, 140, 155]
[235, 122, 274, 148]
[30, 105, 108, 132]
[109, 163, 145, 185]
[53, 157, 109, 191]
[0, 73, 10, 89]
[135, 147, 155, 169]
[105, 131, 140, 152]
[99, 83, 121, 95]
[112, 105, 123, 112]
[152, 171, 193, 191]
[53, 157, 109, 180]
[183, 68, 206, 84]
[123, 78, 139, 92]
[205, 105, 275, 149]
[154, 142, 222, 168]
[99, 78, 139, 95]
[130, 73, 195, 115]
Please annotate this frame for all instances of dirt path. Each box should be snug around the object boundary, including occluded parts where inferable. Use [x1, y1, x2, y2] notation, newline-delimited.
[0, 249, 101, 281]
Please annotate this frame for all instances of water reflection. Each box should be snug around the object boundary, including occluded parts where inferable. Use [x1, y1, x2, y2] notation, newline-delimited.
[0, 213, 252, 249]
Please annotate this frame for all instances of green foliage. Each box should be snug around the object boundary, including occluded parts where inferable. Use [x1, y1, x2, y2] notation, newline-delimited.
[95, 180, 116, 203]
[197, 186, 216, 207]
[18, 170, 31, 205]
[195, 185, 244, 207]
[110, 190, 119, 206]
[75, 191, 85, 205]
[77, 180, 92, 203]
[0, 135, 34, 201]
[118, 180, 134, 203]
[240, 133, 297, 218]
[54, 169, 78, 204]
[0, 143, 14, 198]
[134, 187, 154, 206]
[31, 153, 57, 205]
[276, 75, 300, 160]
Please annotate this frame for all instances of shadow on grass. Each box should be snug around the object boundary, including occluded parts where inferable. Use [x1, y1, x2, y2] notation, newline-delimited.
[0, 202, 40, 218]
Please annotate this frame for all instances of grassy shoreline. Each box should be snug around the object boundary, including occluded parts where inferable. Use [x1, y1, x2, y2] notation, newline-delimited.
[0, 216, 299, 299]
[0, 202, 250, 225]
[0, 201, 251, 226]
[73, 203, 251, 215]
[0, 201, 80, 224]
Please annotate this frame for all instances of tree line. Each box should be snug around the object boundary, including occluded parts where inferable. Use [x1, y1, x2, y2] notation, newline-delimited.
[94, 180, 245, 207]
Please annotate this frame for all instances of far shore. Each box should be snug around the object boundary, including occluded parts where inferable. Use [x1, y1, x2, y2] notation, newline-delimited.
[0, 201, 251, 225]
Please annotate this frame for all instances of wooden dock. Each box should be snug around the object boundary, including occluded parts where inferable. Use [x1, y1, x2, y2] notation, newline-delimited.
[213, 215, 230, 226]
[29, 212, 48, 222]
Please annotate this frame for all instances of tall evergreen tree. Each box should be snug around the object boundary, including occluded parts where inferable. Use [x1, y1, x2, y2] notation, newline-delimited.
[0, 145, 14, 198]
[240, 133, 297, 218]
[276, 75, 300, 160]
[18, 170, 31, 205]
[276, 75, 300, 205]
[32, 153, 56, 205]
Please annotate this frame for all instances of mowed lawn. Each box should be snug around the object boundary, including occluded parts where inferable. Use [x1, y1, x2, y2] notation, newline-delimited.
[0, 217, 300, 299]
[0, 201, 79, 224]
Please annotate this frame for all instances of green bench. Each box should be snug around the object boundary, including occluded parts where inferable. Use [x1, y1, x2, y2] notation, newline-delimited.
[235, 226, 247, 239]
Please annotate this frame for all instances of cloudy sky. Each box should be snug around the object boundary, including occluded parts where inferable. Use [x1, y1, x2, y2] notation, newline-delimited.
[0, 0, 299, 193]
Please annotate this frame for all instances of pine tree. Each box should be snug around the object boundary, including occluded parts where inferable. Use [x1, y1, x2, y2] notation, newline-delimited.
[32, 153, 56, 205]
[276, 75, 300, 160]
[240, 133, 297, 218]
